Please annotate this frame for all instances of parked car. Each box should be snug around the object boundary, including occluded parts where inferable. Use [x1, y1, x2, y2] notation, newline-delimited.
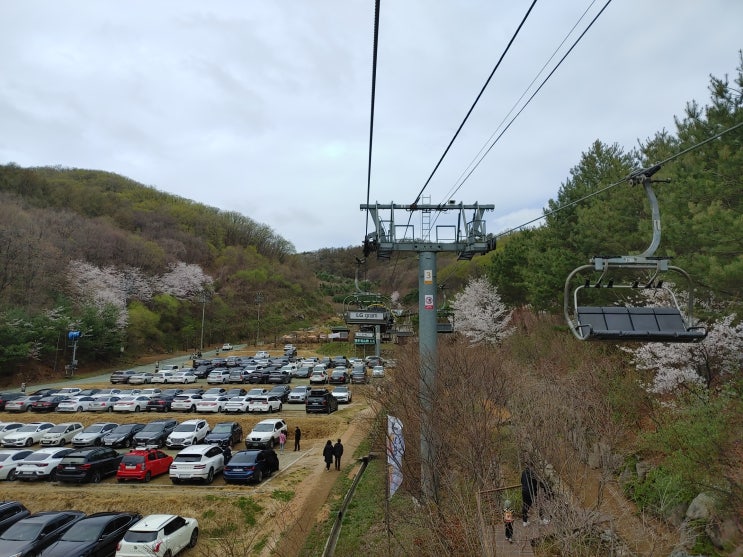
[40, 422, 84, 447]
[117, 449, 173, 483]
[372, 365, 386, 378]
[30, 396, 68, 413]
[228, 368, 251, 383]
[221, 343, 233, 351]
[169, 444, 225, 484]
[0, 422, 24, 443]
[194, 395, 229, 413]
[2, 422, 54, 447]
[305, 389, 339, 414]
[247, 395, 282, 413]
[193, 364, 212, 379]
[103, 423, 146, 449]
[15, 447, 74, 481]
[202, 387, 226, 397]
[92, 388, 122, 398]
[57, 396, 98, 413]
[55, 447, 123, 483]
[225, 387, 247, 398]
[170, 394, 203, 412]
[72, 422, 119, 448]
[295, 364, 313, 378]
[115, 514, 199, 557]
[0, 511, 85, 555]
[0, 500, 30, 535]
[309, 369, 329, 385]
[133, 419, 178, 449]
[329, 369, 349, 384]
[267, 369, 292, 384]
[166, 419, 209, 449]
[151, 372, 174, 384]
[110, 369, 137, 384]
[0, 393, 23, 411]
[331, 385, 353, 404]
[0, 449, 34, 480]
[126, 372, 152, 385]
[351, 368, 369, 384]
[145, 395, 177, 413]
[204, 422, 242, 448]
[169, 371, 197, 384]
[247, 367, 272, 384]
[288, 386, 310, 404]
[254, 350, 270, 359]
[4, 395, 43, 413]
[223, 449, 279, 484]
[268, 384, 291, 403]
[245, 419, 287, 449]
[138, 388, 162, 397]
[40, 511, 142, 557]
[112, 395, 151, 413]
[87, 396, 122, 413]
[206, 369, 230, 384]
[223, 396, 249, 413]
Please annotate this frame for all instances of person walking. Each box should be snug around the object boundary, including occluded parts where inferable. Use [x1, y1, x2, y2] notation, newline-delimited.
[294, 426, 301, 451]
[20, 382, 26, 393]
[521, 465, 538, 526]
[503, 499, 515, 543]
[333, 438, 344, 471]
[278, 430, 286, 452]
[323, 440, 334, 471]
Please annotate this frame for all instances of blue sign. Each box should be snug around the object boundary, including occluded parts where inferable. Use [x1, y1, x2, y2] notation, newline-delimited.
[68, 331, 81, 341]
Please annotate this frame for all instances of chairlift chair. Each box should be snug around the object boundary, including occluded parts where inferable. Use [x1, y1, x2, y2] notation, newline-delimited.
[564, 165, 706, 343]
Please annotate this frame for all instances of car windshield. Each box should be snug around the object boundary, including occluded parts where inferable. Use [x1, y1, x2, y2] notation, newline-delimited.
[211, 424, 232, 433]
[121, 455, 145, 465]
[142, 424, 164, 432]
[17, 425, 41, 432]
[1, 521, 43, 541]
[174, 454, 203, 463]
[252, 424, 276, 432]
[173, 424, 197, 433]
[335, 387, 348, 392]
[48, 425, 69, 433]
[60, 521, 104, 541]
[123, 530, 158, 543]
[112, 425, 136, 433]
[230, 452, 258, 464]
[23, 453, 51, 462]
[0, 454, 10, 461]
[84, 425, 106, 433]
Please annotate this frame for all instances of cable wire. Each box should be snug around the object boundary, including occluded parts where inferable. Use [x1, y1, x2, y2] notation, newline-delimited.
[364, 0, 382, 244]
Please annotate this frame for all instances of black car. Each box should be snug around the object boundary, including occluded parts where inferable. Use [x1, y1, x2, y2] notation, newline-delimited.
[102, 423, 145, 448]
[30, 396, 67, 412]
[247, 368, 272, 384]
[223, 449, 279, 484]
[28, 389, 59, 398]
[204, 421, 243, 448]
[225, 388, 247, 398]
[38, 511, 142, 557]
[268, 385, 291, 403]
[55, 448, 122, 483]
[0, 511, 85, 556]
[0, 501, 30, 535]
[160, 388, 183, 397]
[329, 369, 349, 384]
[193, 365, 212, 379]
[306, 389, 339, 414]
[145, 395, 177, 413]
[133, 419, 178, 448]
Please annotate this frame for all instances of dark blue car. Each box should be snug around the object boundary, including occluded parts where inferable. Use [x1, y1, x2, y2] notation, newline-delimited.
[223, 449, 279, 484]
[38, 511, 141, 557]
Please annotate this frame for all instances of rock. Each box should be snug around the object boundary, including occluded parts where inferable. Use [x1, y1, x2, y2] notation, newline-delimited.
[706, 517, 738, 550]
[635, 460, 650, 482]
[685, 493, 716, 521]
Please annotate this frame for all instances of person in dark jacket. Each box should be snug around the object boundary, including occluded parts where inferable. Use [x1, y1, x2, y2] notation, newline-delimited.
[521, 465, 550, 525]
[333, 439, 344, 470]
[323, 440, 334, 471]
[294, 426, 301, 451]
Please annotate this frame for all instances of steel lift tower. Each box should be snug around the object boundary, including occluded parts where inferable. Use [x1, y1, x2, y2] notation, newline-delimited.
[361, 201, 495, 499]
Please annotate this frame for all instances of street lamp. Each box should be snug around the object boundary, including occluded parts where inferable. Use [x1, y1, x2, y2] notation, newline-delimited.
[199, 290, 207, 353]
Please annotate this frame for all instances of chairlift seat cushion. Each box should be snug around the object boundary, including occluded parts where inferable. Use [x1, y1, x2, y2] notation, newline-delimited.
[576, 306, 705, 342]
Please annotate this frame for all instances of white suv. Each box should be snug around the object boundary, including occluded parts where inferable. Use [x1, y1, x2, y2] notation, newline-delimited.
[244, 419, 287, 449]
[169, 444, 225, 484]
[166, 419, 210, 449]
[115, 514, 198, 556]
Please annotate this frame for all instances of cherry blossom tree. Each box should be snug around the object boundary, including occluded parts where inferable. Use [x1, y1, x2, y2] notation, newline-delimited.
[624, 313, 743, 394]
[450, 277, 513, 344]
[154, 262, 214, 299]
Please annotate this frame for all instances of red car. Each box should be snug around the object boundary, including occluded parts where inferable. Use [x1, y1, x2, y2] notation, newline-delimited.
[116, 449, 173, 483]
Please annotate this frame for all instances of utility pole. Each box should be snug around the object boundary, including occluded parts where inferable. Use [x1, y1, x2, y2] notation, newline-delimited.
[361, 201, 495, 500]
[199, 290, 207, 353]
[255, 292, 263, 346]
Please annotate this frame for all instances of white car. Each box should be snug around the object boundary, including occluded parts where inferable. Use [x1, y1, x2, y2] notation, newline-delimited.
[281, 364, 299, 376]
[170, 394, 203, 413]
[113, 395, 151, 413]
[247, 395, 282, 413]
[87, 396, 122, 412]
[254, 350, 270, 359]
[169, 371, 197, 384]
[139, 388, 162, 397]
[0, 449, 34, 480]
[128, 372, 154, 385]
[221, 343, 233, 351]
[372, 365, 386, 378]
[55, 387, 82, 397]
[72, 422, 119, 447]
[309, 370, 329, 384]
[151, 372, 173, 384]
[244, 419, 287, 449]
[2, 422, 54, 447]
[115, 514, 199, 557]
[40, 422, 84, 446]
[15, 447, 75, 481]
[331, 385, 353, 404]
[169, 444, 225, 484]
[288, 386, 310, 404]
[166, 419, 210, 449]
[57, 396, 98, 412]
[206, 370, 230, 384]
[194, 395, 229, 413]
[223, 396, 250, 413]
[92, 388, 122, 398]
[0, 422, 24, 442]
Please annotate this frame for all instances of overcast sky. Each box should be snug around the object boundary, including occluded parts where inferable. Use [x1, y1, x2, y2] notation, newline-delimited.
[1, 1, 740, 253]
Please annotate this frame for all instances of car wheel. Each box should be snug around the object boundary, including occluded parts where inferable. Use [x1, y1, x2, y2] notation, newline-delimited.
[206, 468, 214, 484]
[50, 469, 57, 482]
[77, 406, 83, 412]
[95, 438, 101, 446]
[278, 403, 283, 412]
[144, 471, 151, 483]
[107, 406, 113, 413]
[59, 439, 66, 446]
[189, 527, 199, 548]
[7, 469, 16, 481]
[163, 551, 172, 557]
[171, 478, 180, 484]
[254, 469, 263, 483]
[189, 405, 196, 412]
[91, 470, 101, 483]
[25, 438, 33, 447]
[269, 438, 275, 449]
[135, 406, 140, 412]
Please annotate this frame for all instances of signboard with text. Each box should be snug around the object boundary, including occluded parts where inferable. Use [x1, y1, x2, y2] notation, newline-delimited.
[345, 310, 388, 324]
